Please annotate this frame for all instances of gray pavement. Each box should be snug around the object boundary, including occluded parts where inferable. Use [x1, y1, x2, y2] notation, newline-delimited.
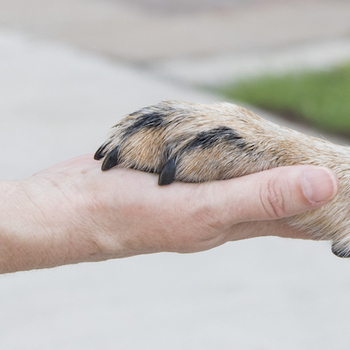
[1, 0, 350, 75]
[1, 1, 350, 349]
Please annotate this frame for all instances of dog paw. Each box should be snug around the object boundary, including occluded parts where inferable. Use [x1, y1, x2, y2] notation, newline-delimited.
[95, 100, 350, 257]
[94, 101, 255, 185]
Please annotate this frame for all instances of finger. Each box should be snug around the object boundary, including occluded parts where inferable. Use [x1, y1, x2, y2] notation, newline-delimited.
[203, 165, 339, 224]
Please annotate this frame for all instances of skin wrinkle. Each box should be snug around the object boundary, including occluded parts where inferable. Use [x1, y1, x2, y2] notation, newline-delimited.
[33, 173, 103, 266]
[0, 182, 51, 271]
[263, 177, 287, 219]
[67, 180, 106, 261]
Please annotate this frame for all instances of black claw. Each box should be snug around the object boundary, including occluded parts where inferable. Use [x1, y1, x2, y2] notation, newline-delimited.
[331, 242, 350, 258]
[101, 147, 120, 171]
[94, 143, 108, 160]
[158, 158, 177, 186]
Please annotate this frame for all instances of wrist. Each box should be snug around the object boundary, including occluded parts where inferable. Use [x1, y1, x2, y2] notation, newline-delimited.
[0, 178, 103, 273]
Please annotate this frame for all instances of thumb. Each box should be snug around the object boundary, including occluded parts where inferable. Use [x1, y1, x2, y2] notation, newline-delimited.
[208, 165, 339, 223]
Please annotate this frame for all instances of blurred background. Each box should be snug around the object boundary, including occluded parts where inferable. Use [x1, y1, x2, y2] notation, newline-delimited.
[1, 0, 350, 349]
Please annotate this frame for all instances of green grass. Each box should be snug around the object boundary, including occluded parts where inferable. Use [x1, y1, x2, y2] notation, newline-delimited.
[218, 63, 350, 136]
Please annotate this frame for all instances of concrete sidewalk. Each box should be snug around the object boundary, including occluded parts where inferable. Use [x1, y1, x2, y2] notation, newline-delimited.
[0, 29, 350, 350]
[1, 0, 350, 85]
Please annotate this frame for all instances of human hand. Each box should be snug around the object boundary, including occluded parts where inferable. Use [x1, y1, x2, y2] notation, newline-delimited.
[0, 155, 338, 273]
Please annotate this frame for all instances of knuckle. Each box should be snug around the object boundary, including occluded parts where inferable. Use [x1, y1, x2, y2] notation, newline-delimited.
[192, 188, 224, 231]
[259, 177, 288, 219]
[194, 202, 221, 230]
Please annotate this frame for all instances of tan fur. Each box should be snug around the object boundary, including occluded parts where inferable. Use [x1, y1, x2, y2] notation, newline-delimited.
[95, 101, 350, 257]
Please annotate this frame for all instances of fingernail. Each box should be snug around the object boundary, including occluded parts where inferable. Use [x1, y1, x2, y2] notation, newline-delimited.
[302, 168, 338, 204]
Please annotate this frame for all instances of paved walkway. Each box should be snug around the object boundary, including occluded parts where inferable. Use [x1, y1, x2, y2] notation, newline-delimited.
[1, 0, 350, 85]
[1, 1, 350, 349]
